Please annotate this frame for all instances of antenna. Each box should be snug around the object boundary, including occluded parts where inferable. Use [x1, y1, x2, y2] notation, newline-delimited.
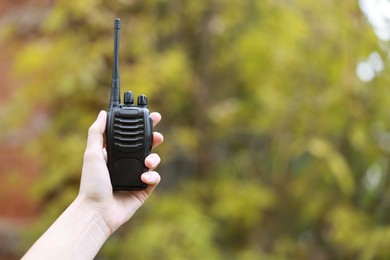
[109, 18, 121, 109]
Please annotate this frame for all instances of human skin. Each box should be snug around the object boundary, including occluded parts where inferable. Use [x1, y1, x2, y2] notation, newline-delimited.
[22, 110, 164, 259]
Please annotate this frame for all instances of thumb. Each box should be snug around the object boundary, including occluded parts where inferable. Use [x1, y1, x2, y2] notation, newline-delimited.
[84, 111, 107, 159]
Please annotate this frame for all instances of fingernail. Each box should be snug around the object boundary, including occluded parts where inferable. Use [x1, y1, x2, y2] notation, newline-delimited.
[97, 110, 104, 119]
[143, 172, 152, 182]
[152, 155, 160, 168]
[150, 159, 157, 168]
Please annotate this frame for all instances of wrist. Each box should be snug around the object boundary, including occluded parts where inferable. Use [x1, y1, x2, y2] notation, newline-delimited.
[73, 195, 112, 237]
[23, 195, 112, 259]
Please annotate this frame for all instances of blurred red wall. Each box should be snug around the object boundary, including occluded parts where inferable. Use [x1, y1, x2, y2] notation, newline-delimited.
[0, 0, 51, 258]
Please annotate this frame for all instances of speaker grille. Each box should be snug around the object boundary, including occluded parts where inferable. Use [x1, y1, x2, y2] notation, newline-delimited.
[113, 115, 144, 149]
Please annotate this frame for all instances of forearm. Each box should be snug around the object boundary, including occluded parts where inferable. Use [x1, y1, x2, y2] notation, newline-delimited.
[23, 196, 111, 260]
[22, 111, 162, 259]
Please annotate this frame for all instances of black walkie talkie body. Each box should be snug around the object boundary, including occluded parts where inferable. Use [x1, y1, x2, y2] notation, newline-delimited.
[106, 18, 153, 190]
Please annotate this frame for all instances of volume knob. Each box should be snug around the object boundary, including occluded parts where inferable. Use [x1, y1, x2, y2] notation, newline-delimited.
[124, 91, 134, 106]
[137, 94, 147, 107]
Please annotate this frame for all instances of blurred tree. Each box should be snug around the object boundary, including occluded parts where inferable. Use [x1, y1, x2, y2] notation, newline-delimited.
[2, 0, 390, 259]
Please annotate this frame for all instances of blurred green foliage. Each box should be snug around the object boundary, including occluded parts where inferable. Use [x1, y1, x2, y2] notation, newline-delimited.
[2, 0, 390, 259]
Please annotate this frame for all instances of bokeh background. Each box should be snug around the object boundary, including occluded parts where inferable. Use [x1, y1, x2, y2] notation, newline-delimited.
[1, 0, 390, 259]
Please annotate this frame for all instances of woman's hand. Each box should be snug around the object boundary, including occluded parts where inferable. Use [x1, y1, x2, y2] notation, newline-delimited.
[78, 110, 164, 233]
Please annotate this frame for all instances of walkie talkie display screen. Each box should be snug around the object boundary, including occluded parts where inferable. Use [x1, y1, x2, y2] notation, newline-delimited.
[106, 18, 153, 190]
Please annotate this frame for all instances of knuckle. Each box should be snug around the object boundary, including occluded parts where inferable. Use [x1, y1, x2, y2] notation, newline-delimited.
[88, 124, 98, 136]
[83, 150, 100, 162]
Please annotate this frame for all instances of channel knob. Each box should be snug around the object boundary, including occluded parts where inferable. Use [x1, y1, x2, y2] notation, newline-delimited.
[137, 94, 147, 107]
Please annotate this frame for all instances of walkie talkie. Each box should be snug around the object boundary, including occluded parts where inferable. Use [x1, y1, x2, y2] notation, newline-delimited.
[106, 18, 153, 190]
